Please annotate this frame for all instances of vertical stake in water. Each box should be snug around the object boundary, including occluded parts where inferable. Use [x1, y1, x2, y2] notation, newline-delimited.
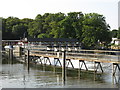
[9, 48, 13, 60]
[62, 50, 66, 84]
[24, 54, 26, 63]
[8, 49, 10, 59]
[10, 49, 13, 60]
[27, 49, 30, 71]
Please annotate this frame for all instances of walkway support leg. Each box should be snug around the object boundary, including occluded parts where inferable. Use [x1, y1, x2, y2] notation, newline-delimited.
[113, 63, 120, 76]
[79, 60, 88, 71]
[27, 50, 30, 71]
[94, 61, 103, 73]
[66, 59, 74, 68]
[62, 51, 66, 85]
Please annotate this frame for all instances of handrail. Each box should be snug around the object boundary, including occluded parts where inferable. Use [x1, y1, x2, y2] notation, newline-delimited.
[27, 49, 119, 63]
[29, 47, 120, 53]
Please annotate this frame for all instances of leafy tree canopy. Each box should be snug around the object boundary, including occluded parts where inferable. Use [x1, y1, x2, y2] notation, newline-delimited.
[2, 12, 113, 48]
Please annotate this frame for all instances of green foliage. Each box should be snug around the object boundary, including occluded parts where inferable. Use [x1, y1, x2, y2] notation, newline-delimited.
[117, 27, 120, 39]
[2, 12, 112, 49]
[37, 33, 49, 38]
[28, 14, 43, 38]
[2, 17, 32, 39]
[60, 12, 83, 39]
[82, 13, 111, 48]
[12, 23, 28, 39]
[2, 17, 21, 39]
[111, 29, 118, 38]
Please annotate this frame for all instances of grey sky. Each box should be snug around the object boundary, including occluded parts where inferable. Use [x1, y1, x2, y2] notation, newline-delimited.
[118, 1, 120, 28]
[1, 0, 119, 30]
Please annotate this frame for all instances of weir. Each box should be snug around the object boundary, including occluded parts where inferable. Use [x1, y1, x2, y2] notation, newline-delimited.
[22, 48, 120, 84]
[2, 40, 120, 85]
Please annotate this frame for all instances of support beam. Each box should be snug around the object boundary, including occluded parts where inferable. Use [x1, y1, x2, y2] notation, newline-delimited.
[54, 58, 62, 67]
[112, 75, 120, 84]
[112, 63, 120, 76]
[33, 56, 39, 64]
[27, 50, 30, 71]
[66, 59, 74, 68]
[94, 61, 103, 73]
[38, 56, 43, 64]
[79, 60, 88, 71]
[24, 55, 27, 62]
[62, 51, 66, 84]
[44, 57, 51, 65]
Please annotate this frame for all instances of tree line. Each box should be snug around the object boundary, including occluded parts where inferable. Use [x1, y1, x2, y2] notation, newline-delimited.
[1, 12, 120, 48]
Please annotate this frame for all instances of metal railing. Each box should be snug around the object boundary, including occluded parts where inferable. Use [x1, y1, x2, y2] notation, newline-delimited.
[26, 46, 120, 64]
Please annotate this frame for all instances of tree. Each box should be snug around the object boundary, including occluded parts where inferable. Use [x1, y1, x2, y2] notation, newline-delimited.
[3, 17, 20, 39]
[21, 18, 33, 38]
[2, 18, 7, 39]
[111, 29, 118, 38]
[82, 13, 111, 48]
[37, 33, 49, 38]
[12, 23, 28, 39]
[49, 12, 65, 38]
[2, 12, 113, 49]
[68, 12, 83, 40]
[117, 27, 120, 39]
[27, 14, 43, 37]
[57, 12, 83, 39]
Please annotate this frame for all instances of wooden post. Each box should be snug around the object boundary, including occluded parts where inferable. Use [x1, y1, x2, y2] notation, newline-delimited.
[57, 52, 60, 57]
[62, 50, 66, 84]
[24, 54, 26, 62]
[27, 49, 30, 71]
[78, 60, 81, 79]
[9, 49, 13, 60]
[10, 49, 13, 60]
[8, 49, 10, 59]
[94, 62, 96, 81]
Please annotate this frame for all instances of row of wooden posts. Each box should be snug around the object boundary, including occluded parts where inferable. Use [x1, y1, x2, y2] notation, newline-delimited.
[5, 48, 120, 85]
[6, 47, 120, 84]
[8, 49, 13, 60]
[25, 49, 120, 84]
[7, 48, 120, 76]
[25, 50, 66, 83]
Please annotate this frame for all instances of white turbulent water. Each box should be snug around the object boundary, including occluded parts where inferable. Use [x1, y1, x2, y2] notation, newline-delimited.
[1, 58, 120, 88]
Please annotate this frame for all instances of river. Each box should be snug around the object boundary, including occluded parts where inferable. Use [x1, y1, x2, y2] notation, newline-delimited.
[0, 57, 120, 88]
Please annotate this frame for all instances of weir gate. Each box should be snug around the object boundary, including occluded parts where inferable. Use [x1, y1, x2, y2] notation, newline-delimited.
[24, 46, 120, 77]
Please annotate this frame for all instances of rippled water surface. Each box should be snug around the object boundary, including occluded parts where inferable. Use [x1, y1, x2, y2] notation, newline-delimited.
[1, 57, 120, 88]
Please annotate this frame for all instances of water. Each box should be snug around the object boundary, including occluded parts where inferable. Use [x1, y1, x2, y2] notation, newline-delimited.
[1, 57, 120, 88]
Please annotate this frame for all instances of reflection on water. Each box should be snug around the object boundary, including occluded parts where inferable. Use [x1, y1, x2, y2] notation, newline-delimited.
[1, 58, 119, 88]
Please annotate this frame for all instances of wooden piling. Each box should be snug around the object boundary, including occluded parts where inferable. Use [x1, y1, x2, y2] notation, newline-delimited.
[27, 50, 30, 71]
[8, 49, 10, 59]
[9, 49, 13, 60]
[11, 49, 13, 60]
[24, 55, 26, 62]
[62, 50, 66, 84]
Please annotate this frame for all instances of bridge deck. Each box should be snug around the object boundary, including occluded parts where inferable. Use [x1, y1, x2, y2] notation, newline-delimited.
[27, 50, 120, 64]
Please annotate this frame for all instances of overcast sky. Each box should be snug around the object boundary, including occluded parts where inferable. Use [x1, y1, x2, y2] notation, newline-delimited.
[0, 0, 119, 30]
